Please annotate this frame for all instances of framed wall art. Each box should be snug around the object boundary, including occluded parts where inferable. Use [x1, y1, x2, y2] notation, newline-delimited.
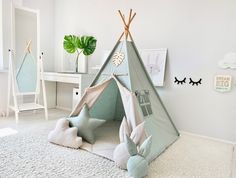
[139, 48, 167, 87]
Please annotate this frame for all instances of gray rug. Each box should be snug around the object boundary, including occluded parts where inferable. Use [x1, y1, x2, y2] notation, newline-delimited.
[0, 127, 129, 178]
[0, 125, 233, 178]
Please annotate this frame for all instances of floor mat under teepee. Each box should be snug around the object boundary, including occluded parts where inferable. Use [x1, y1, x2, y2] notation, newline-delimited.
[80, 120, 121, 160]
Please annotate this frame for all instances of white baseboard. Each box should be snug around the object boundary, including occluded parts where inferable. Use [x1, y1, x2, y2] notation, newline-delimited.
[180, 130, 236, 145]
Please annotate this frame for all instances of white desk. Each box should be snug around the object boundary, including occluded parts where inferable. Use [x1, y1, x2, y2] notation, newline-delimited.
[42, 72, 95, 110]
[43, 72, 95, 84]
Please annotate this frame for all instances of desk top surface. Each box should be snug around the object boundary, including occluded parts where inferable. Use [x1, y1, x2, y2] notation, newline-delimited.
[44, 72, 96, 76]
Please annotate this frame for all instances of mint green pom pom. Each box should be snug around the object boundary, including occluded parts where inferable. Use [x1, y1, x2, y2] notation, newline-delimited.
[127, 155, 148, 178]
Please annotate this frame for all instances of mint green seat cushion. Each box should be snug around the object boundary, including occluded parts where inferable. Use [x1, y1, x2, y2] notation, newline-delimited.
[67, 104, 105, 144]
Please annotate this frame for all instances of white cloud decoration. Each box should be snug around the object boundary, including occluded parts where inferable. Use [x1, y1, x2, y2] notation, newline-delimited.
[218, 52, 236, 69]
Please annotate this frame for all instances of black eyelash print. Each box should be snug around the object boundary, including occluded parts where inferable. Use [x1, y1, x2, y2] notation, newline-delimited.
[189, 78, 202, 86]
[174, 77, 186, 85]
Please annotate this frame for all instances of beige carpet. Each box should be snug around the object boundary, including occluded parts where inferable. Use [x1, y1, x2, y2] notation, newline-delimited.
[0, 119, 234, 178]
[148, 134, 233, 178]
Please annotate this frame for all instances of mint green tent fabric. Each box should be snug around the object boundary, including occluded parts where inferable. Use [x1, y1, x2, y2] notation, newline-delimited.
[70, 39, 179, 163]
[90, 79, 125, 121]
[16, 53, 37, 92]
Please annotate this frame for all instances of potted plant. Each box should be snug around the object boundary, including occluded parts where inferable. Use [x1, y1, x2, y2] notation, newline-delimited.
[63, 35, 97, 73]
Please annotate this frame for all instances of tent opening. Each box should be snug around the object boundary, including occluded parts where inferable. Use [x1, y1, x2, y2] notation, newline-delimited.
[90, 79, 125, 121]
[80, 79, 126, 160]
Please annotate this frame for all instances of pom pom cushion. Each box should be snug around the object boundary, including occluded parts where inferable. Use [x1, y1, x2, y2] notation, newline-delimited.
[113, 121, 145, 169]
[67, 104, 106, 144]
[48, 118, 83, 149]
[113, 142, 130, 169]
[126, 135, 153, 178]
[127, 155, 148, 178]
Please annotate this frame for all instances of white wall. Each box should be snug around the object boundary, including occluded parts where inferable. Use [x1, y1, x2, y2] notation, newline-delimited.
[54, 0, 236, 142]
[2, 0, 22, 67]
[0, 72, 8, 112]
[2, 0, 13, 67]
[0, 0, 3, 69]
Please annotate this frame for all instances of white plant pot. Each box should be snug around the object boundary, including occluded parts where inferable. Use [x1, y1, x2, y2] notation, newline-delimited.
[62, 52, 88, 73]
[78, 54, 88, 73]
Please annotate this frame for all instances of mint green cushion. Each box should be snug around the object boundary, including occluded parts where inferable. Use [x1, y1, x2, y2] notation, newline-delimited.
[67, 104, 105, 144]
[127, 155, 148, 178]
[125, 135, 152, 178]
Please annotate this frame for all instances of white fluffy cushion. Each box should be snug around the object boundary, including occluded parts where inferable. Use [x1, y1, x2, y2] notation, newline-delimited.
[48, 118, 83, 149]
[114, 122, 145, 170]
[113, 142, 130, 170]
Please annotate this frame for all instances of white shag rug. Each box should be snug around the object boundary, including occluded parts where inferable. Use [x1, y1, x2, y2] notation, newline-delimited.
[0, 125, 233, 178]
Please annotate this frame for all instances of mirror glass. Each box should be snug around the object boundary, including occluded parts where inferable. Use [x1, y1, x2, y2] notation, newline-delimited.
[14, 8, 37, 67]
[14, 7, 38, 93]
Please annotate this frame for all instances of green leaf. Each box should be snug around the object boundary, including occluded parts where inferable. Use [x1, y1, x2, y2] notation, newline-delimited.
[80, 36, 97, 56]
[63, 35, 78, 54]
[63, 35, 97, 56]
[77, 38, 82, 49]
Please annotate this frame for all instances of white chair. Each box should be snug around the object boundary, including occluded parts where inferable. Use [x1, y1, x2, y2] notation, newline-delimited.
[7, 41, 48, 123]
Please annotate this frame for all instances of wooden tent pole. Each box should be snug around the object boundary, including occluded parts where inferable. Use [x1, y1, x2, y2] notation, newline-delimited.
[117, 9, 136, 41]
[128, 13, 136, 26]
[118, 10, 129, 39]
[128, 9, 132, 23]
[118, 10, 127, 26]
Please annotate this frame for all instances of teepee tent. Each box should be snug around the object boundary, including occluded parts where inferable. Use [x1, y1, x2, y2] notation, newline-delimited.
[70, 9, 179, 162]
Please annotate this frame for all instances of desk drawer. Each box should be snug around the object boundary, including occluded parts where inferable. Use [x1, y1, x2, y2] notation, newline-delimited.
[56, 76, 80, 84]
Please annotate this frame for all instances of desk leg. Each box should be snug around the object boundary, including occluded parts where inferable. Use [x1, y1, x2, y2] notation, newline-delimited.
[41, 81, 57, 109]
[56, 82, 58, 107]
